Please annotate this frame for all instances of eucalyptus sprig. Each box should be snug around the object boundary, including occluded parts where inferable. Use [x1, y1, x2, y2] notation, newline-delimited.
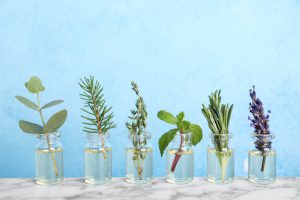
[157, 110, 202, 172]
[79, 76, 116, 159]
[125, 81, 148, 178]
[201, 90, 233, 182]
[16, 76, 68, 176]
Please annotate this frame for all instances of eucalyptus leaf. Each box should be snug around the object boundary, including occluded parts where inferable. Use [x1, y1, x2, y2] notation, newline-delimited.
[15, 96, 38, 110]
[157, 110, 178, 125]
[158, 128, 178, 156]
[25, 76, 45, 93]
[19, 120, 44, 134]
[43, 109, 67, 133]
[41, 100, 64, 110]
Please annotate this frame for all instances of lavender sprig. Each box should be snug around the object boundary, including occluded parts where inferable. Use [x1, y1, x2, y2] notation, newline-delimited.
[248, 86, 272, 171]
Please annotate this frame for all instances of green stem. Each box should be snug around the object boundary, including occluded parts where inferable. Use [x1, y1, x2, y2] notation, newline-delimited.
[37, 93, 58, 177]
[261, 155, 266, 172]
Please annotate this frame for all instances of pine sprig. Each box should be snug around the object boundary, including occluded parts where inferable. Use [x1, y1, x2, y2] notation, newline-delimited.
[79, 76, 116, 135]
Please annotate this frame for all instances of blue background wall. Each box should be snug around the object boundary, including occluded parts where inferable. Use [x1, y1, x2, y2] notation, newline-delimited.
[0, 0, 299, 178]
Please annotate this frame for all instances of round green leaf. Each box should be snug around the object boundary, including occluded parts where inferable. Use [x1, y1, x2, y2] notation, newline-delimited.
[43, 109, 67, 133]
[190, 123, 203, 146]
[157, 110, 178, 125]
[25, 76, 45, 93]
[15, 96, 38, 110]
[19, 120, 44, 134]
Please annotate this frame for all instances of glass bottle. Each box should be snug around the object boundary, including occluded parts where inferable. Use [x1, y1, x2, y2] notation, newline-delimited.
[166, 132, 194, 184]
[126, 132, 153, 184]
[35, 132, 63, 185]
[207, 133, 234, 184]
[248, 133, 276, 184]
[84, 133, 112, 184]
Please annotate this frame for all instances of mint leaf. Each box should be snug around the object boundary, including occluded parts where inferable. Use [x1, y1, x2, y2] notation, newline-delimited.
[176, 112, 184, 122]
[158, 128, 178, 156]
[182, 120, 191, 130]
[190, 123, 202, 145]
[157, 110, 178, 124]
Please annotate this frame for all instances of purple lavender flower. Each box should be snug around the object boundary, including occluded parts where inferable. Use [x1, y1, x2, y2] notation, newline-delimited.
[248, 86, 272, 171]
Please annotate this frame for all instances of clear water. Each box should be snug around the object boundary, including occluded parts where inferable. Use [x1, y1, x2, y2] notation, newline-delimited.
[248, 150, 276, 184]
[207, 147, 234, 184]
[166, 149, 194, 184]
[84, 147, 112, 184]
[126, 147, 153, 184]
[35, 147, 63, 185]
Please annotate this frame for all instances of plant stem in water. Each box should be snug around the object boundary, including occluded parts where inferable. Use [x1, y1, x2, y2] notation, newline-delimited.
[99, 134, 106, 159]
[261, 154, 266, 172]
[171, 132, 184, 172]
[37, 93, 59, 177]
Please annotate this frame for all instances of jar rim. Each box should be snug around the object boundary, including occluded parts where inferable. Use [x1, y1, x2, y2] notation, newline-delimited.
[209, 132, 233, 138]
[251, 132, 275, 138]
[86, 132, 110, 138]
[38, 131, 61, 138]
[128, 131, 151, 139]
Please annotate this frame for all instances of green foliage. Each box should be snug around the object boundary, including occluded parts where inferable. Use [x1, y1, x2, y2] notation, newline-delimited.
[19, 120, 44, 134]
[15, 96, 38, 111]
[43, 110, 68, 133]
[16, 76, 68, 135]
[157, 110, 203, 156]
[158, 128, 178, 156]
[201, 90, 233, 138]
[79, 76, 116, 135]
[25, 76, 45, 93]
[41, 100, 64, 110]
[126, 81, 148, 138]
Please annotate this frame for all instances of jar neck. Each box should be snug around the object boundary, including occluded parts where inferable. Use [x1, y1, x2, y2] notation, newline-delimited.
[251, 132, 274, 152]
[86, 133, 110, 148]
[37, 132, 61, 148]
[171, 132, 192, 148]
[128, 132, 151, 149]
[210, 133, 232, 151]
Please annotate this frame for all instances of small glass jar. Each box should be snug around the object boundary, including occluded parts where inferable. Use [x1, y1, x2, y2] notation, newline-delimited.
[84, 133, 112, 184]
[248, 133, 276, 184]
[207, 133, 234, 184]
[35, 132, 63, 185]
[126, 132, 153, 184]
[166, 132, 194, 184]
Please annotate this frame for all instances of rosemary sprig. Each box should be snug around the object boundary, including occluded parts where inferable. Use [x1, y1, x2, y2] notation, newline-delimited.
[202, 90, 233, 182]
[79, 76, 116, 159]
[126, 81, 148, 179]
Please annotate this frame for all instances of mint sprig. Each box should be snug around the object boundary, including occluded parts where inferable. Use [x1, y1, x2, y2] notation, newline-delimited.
[157, 110, 202, 156]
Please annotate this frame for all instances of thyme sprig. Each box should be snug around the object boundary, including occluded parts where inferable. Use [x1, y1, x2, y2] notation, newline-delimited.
[202, 90, 233, 182]
[126, 81, 148, 179]
[79, 76, 116, 159]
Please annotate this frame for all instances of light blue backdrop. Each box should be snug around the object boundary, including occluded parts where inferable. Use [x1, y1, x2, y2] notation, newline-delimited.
[0, 0, 299, 178]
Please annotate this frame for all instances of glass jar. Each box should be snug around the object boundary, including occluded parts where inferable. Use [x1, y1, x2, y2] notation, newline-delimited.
[84, 133, 112, 184]
[126, 132, 153, 184]
[248, 133, 276, 184]
[35, 132, 63, 185]
[207, 133, 234, 184]
[166, 132, 194, 184]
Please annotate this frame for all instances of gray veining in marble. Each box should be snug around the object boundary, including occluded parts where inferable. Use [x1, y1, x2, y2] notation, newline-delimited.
[0, 178, 299, 200]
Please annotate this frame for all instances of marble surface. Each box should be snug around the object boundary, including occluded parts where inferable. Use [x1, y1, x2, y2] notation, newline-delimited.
[0, 178, 299, 200]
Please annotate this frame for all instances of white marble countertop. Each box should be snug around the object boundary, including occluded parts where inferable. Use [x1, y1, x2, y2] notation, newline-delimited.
[0, 178, 299, 200]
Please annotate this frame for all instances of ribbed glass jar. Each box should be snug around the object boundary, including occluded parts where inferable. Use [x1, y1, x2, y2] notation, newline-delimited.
[84, 133, 112, 184]
[248, 133, 276, 184]
[166, 132, 194, 184]
[35, 132, 63, 185]
[125, 132, 153, 184]
[207, 133, 234, 184]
